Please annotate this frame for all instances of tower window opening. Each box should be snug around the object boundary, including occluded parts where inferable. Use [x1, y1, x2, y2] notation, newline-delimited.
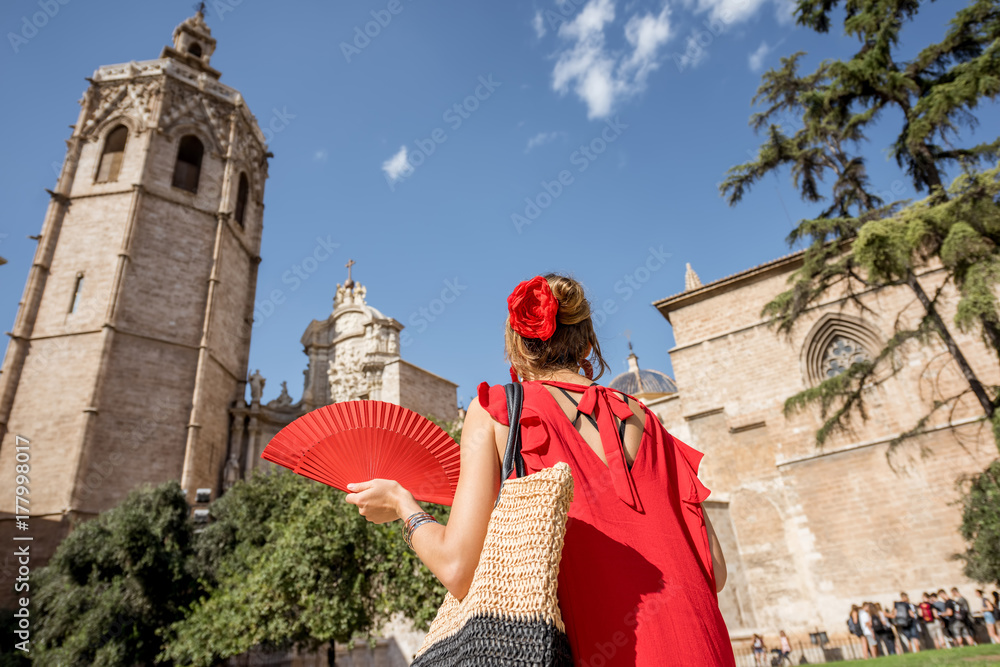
[172, 135, 204, 193]
[187, 42, 202, 57]
[234, 173, 249, 226]
[69, 273, 84, 313]
[95, 125, 128, 183]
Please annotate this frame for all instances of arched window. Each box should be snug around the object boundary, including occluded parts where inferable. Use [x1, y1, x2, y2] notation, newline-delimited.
[801, 314, 882, 385]
[187, 42, 202, 57]
[172, 135, 204, 193]
[95, 125, 128, 183]
[234, 173, 249, 226]
[69, 272, 84, 313]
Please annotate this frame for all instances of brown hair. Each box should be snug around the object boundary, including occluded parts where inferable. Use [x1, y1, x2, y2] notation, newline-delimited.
[505, 273, 609, 381]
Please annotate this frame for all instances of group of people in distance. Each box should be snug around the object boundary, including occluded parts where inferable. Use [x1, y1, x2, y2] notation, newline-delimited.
[847, 588, 1000, 658]
[749, 631, 794, 666]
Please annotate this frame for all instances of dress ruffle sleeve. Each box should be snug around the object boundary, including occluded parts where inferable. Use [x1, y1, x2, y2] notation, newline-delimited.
[668, 431, 716, 594]
[517, 414, 554, 459]
[670, 433, 712, 505]
[476, 381, 509, 426]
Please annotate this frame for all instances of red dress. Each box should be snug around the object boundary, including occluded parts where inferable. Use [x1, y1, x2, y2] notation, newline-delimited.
[478, 379, 735, 667]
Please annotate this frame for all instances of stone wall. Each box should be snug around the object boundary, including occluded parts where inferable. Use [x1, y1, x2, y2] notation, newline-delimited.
[395, 361, 458, 422]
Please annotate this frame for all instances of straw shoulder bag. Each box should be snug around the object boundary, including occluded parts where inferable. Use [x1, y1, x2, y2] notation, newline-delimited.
[412, 383, 574, 666]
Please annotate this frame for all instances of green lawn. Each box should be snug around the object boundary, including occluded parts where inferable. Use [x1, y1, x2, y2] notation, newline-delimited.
[839, 644, 1000, 665]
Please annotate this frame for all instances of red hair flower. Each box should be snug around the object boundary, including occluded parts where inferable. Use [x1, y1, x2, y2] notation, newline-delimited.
[507, 276, 559, 341]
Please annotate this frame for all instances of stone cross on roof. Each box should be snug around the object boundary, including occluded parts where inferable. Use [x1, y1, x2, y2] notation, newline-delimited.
[345, 259, 356, 288]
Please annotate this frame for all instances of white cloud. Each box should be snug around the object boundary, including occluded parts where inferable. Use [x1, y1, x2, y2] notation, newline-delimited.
[313, 149, 328, 162]
[674, 32, 709, 70]
[532, 10, 547, 38]
[688, 0, 794, 28]
[381, 146, 412, 182]
[524, 131, 561, 152]
[774, 0, 797, 24]
[623, 5, 672, 76]
[748, 40, 771, 71]
[692, 0, 771, 25]
[551, 0, 672, 119]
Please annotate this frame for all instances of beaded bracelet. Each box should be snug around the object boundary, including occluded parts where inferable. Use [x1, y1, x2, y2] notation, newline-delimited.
[402, 511, 437, 549]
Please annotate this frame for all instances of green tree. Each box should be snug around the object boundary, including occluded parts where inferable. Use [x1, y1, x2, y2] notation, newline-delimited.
[956, 458, 1000, 583]
[161, 469, 450, 666]
[721, 0, 1000, 449]
[31, 481, 199, 667]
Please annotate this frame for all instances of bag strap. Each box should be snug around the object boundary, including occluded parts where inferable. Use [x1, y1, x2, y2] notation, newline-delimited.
[501, 382, 526, 482]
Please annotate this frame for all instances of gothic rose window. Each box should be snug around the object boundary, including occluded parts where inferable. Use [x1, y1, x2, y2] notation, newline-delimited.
[802, 314, 882, 385]
[822, 336, 871, 378]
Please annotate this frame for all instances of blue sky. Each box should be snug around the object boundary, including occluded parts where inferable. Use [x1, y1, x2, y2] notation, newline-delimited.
[1, 0, 994, 409]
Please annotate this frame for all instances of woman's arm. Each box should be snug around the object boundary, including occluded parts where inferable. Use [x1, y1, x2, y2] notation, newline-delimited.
[345, 399, 502, 599]
[703, 506, 727, 593]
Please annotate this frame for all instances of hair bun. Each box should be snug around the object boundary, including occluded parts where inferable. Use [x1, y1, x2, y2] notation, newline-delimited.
[546, 274, 590, 326]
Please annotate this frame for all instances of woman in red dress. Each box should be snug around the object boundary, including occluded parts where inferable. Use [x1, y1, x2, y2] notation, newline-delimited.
[347, 274, 735, 666]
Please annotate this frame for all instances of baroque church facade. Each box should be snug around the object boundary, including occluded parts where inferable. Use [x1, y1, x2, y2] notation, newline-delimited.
[0, 11, 456, 603]
[225, 274, 458, 495]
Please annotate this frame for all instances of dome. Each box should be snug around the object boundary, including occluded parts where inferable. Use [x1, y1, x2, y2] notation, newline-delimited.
[609, 368, 678, 395]
[608, 348, 677, 397]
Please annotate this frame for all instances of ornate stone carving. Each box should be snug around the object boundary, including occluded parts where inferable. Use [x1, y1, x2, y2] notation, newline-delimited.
[84, 78, 160, 135]
[248, 369, 265, 404]
[328, 347, 367, 403]
[367, 321, 398, 354]
[231, 120, 267, 197]
[159, 82, 232, 151]
[267, 381, 294, 408]
[334, 282, 369, 310]
[222, 454, 241, 491]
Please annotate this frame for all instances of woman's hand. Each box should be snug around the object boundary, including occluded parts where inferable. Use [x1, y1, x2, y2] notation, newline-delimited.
[344, 479, 413, 524]
[343, 401, 502, 599]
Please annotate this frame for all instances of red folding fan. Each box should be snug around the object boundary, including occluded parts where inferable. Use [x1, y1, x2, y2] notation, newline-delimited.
[261, 401, 461, 505]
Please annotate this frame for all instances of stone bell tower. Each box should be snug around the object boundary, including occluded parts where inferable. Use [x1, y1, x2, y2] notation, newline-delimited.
[0, 9, 269, 568]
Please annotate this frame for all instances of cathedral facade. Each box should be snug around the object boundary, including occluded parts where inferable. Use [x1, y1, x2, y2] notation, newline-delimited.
[645, 255, 998, 645]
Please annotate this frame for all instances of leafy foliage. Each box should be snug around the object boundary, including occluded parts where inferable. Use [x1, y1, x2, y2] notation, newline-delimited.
[31, 416, 461, 665]
[721, 0, 1000, 450]
[31, 481, 199, 667]
[161, 469, 450, 666]
[956, 458, 1000, 585]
